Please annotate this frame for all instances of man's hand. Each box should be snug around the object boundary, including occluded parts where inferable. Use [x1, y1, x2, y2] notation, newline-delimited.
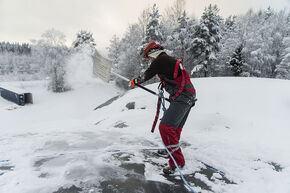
[128, 78, 140, 87]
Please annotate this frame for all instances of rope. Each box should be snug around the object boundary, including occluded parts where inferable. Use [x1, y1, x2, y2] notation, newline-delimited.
[151, 96, 161, 133]
[162, 141, 197, 193]
[158, 88, 196, 192]
[161, 92, 167, 114]
[158, 87, 167, 118]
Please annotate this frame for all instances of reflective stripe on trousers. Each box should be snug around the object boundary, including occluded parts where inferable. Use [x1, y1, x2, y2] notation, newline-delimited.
[159, 125, 185, 167]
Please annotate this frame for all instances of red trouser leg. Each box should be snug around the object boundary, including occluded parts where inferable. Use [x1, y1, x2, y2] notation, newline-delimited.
[159, 124, 185, 167]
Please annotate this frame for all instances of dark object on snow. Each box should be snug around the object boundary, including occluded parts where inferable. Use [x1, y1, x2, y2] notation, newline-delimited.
[0, 86, 33, 106]
[94, 94, 128, 110]
[126, 102, 135, 110]
[94, 95, 120, 110]
[114, 121, 128, 128]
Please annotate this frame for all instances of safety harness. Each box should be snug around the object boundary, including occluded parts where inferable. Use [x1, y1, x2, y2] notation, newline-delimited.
[151, 59, 195, 133]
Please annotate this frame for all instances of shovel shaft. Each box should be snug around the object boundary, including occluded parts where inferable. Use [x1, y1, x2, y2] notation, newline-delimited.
[112, 71, 170, 102]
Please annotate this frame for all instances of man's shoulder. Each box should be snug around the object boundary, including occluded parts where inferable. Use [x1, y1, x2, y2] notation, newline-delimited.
[155, 54, 176, 63]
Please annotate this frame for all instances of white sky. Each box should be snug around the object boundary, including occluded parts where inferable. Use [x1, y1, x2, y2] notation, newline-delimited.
[0, 0, 289, 54]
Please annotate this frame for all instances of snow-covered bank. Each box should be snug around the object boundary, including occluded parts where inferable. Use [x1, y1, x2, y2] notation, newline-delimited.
[0, 79, 120, 133]
[1, 77, 290, 193]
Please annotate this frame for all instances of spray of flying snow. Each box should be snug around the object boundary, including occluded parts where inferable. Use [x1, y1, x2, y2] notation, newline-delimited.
[65, 46, 96, 89]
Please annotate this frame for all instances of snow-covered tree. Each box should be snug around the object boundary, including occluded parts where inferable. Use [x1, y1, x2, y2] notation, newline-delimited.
[108, 35, 121, 70]
[217, 15, 247, 76]
[138, 4, 165, 83]
[227, 44, 247, 76]
[106, 4, 290, 82]
[0, 42, 31, 55]
[40, 28, 69, 92]
[40, 28, 66, 47]
[72, 30, 96, 49]
[164, 0, 186, 27]
[48, 47, 70, 92]
[173, 12, 188, 54]
[276, 37, 290, 79]
[144, 4, 163, 43]
[138, 7, 151, 37]
[190, 4, 222, 77]
[109, 24, 144, 88]
[239, 8, 288, 78]
[165, 11, 197, 73]
[0, 42, 33, 78]
[276, 54, 290, 79]
[118, 24, 143, 78]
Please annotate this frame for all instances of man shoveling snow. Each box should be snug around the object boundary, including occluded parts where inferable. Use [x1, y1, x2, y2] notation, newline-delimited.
[129, 41, 196, 174]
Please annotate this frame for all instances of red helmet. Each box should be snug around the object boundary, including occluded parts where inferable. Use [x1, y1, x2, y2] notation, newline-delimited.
[142, 41, 163, 59]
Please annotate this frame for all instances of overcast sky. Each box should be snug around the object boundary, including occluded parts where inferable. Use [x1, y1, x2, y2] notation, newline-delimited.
[0, 0, 289, 54]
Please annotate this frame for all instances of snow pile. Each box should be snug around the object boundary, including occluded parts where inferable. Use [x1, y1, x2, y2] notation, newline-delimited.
[0, 77, 290, 193]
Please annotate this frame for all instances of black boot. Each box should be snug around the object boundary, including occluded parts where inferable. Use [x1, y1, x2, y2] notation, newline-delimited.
[163, 166, 176, 174]
[157, 149, 168, 157]
[163, 164, 185, 175]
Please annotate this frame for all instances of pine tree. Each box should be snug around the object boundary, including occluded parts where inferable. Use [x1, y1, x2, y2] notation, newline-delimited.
[190, 4, 222, 77]
[276, 53, 290, 79]
[265, 7, 274, 20]
[276, 37, 290, 79]
[138, 7, 151, 37]
[240, 8, 288, 78]
[218, 15, 246, 76]
[108, 35, 121, 70]
[167, 11, 196, 73]
[139, 4, 164, 83]
[0, 42, 31, 55]
[72, 30, 96, 50]
[144, 4, 163, 43]
[175, 11, 189, 59]
[227, 44, 246, 76]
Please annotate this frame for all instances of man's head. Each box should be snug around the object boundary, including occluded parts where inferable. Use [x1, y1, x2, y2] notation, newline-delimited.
[141, 41, 164, 60]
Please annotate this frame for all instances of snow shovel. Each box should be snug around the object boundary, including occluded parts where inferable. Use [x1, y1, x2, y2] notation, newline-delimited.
[111, 71, 170, 102]
[91, 51, 169, 101]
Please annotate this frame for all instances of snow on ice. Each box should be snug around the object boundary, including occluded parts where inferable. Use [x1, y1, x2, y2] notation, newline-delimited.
[0, 77, 290, 193]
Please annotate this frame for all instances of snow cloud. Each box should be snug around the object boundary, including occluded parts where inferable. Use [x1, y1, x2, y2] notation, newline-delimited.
[65, 47, 95, 89]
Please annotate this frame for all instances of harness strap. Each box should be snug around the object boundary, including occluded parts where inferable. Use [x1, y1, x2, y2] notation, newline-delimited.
[173, 59, 182, 79]
[151, 83, 165, 133]
[151, 96, 161, 133]
[172, 59, 186, 100]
